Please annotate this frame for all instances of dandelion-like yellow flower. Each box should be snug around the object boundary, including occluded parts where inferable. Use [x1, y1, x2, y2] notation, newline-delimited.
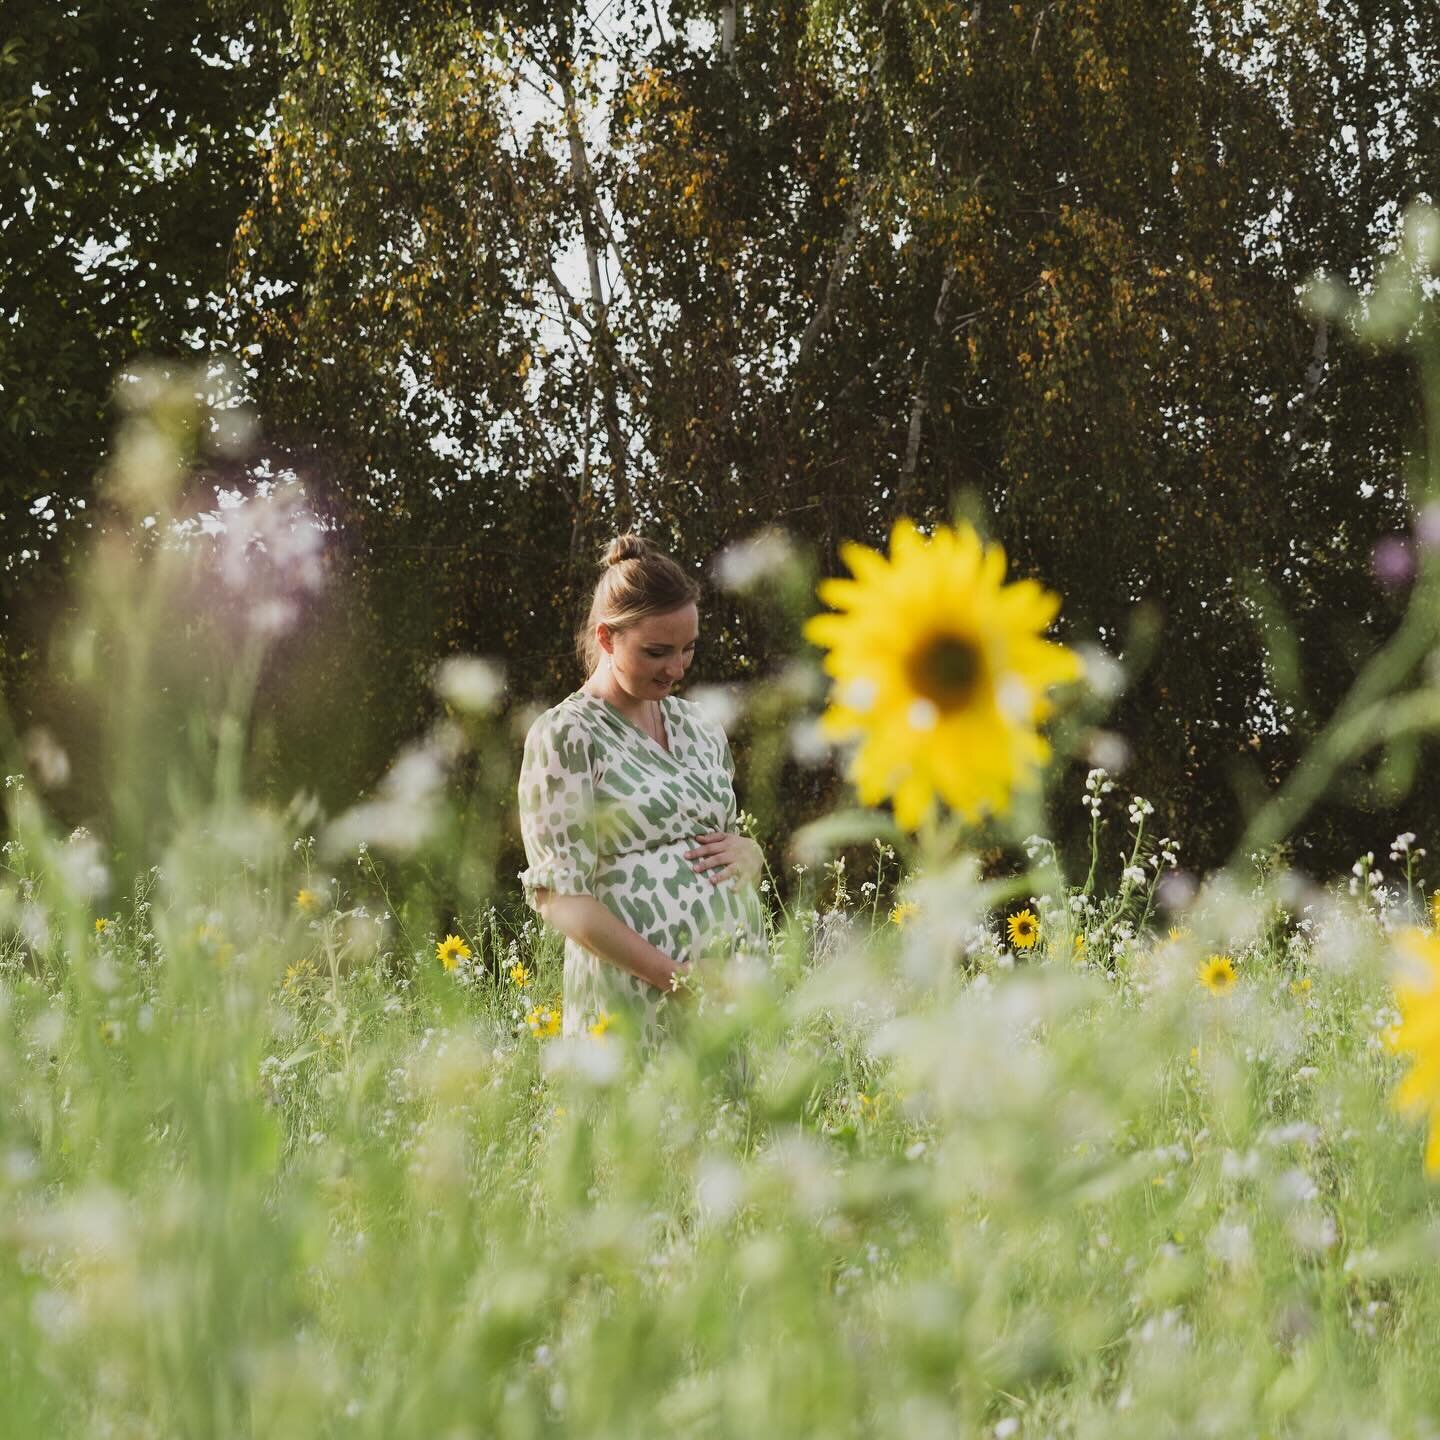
[1198, 954, 1237, 995]
[588, 1010, 613, 1038]
[1386, 928, 1440, 1174]
[889, 900, 919, 928]
[1430, 892, 1440, 931]
[1007, 909, 1040, 949]
[526, 1004, 561, 1038]
[94, 917, 111, 934]
[1072, 933, 1087, 961]
[436, 934, 471, 971]
[801, 518, 1082, 830]
[509, 961, 531, 986]
[1167, 926, 1192, 944]
[283, 960, 313, 993]
[296, 888, 324, 914]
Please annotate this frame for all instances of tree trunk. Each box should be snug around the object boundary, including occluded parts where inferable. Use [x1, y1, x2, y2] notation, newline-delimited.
[798, 178, 875, 368]
[897, 266, 957, 509]
[558, 62, 631, 529]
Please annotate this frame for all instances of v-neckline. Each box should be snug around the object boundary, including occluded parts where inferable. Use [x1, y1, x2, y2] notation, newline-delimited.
[575, 690, 675, 759]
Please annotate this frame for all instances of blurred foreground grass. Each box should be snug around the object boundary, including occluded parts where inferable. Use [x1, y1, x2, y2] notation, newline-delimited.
[4, 803, 1440, 1438]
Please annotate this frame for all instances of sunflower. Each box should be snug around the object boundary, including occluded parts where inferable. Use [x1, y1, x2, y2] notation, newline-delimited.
[436, 933, 471, 971]
[1007, 909, 1040, 949]
[1386, 928, 1440, 1174]
[1198, 954, 1237, 995]
[801, 518, 1082, 830]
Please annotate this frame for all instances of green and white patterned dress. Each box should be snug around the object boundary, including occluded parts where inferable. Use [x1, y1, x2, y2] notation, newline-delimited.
[517, 690, 767, 1041]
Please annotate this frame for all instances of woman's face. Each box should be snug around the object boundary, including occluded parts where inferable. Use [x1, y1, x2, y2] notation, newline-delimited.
[599, 603, 699, 699]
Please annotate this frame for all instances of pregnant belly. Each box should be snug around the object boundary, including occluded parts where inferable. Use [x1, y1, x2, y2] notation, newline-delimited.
[596, 838, 761, 961]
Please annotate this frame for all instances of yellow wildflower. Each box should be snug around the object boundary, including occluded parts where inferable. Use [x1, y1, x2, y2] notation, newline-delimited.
[526, 1004, 561, 1039]
[509, 961, 532, 986]
[1167, 926, 1192, 944]
[1007, 909, 1040, 950]
[889, 900, 919, 928]
[1430, 892, 1440, 930]
[1198, 954, 1237, 995]
[1386, 928, 1440, 1173]
[283, 960, 314, 993]
[588, 1010, 613, 1038]
[94, 917, 112, 934]
[801, 518, 1082, 830]
[296, 888, 324, 914]
[436, 934, 471, 971]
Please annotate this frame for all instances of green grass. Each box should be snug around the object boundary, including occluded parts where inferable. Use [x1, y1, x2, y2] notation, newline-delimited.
[3, 810, 1439, 1439]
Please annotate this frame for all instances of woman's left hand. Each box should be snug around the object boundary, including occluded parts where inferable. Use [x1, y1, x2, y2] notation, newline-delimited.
[685, 831, 764, 888]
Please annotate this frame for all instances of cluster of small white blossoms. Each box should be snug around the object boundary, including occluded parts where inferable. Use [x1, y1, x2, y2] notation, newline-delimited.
[1082, 768, 1114, 815]
[1349, 852, 1382, 896]
[1127, 795, 1155, 825]
[1390, 832, 1426, 863]
[258, 1053, 299, 1108]
[1031, 886, 1068, 935]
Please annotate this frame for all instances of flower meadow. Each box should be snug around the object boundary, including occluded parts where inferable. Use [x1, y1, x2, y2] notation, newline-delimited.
[6, 353, 1440, 1437]
[7, 777, 1440, 1439]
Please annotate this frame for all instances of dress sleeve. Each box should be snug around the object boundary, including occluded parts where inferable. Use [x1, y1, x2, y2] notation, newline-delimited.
[719, 729, 739, 832]
[516, 710, 599, 913]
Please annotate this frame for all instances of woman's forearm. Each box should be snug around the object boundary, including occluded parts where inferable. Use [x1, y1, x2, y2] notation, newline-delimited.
[533, 890, 687, 993]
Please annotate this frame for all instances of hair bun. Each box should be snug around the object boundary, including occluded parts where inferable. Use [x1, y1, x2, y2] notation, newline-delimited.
[602, 533, 652, 567]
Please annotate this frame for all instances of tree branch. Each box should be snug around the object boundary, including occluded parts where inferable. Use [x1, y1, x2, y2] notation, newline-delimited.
[798, 177, 877, 368]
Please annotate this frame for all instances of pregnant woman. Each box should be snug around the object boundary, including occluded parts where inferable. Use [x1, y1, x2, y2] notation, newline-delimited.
[517, 533, 767, 1042]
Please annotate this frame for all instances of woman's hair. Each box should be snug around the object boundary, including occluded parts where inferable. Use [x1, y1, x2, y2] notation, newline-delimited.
[575, 533, 701, 677]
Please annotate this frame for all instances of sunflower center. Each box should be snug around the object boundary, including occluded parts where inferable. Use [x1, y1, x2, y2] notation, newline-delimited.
[909, 634, 983, 710]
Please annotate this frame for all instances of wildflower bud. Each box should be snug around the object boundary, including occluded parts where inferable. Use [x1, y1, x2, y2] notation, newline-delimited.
[1372, 535, 1415, 589]
[712, 526, 798, 593]
[1158, 869, 1197, 913]
[1086, 730, 1131, 773]
[1417, 501, 1440, 550]
[433, 655, 507, 714]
